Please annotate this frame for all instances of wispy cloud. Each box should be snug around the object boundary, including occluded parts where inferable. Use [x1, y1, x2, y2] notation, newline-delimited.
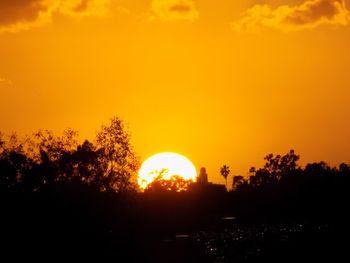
[0, 0, 111, 33]
[116, 6, 131, 15]
[149, 0, 199, 22]
[0, 77, 13, 86]
[232, 0, 350, 32]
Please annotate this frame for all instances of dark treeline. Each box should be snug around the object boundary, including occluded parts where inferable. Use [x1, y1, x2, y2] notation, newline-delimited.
[0, 117, 140, 193]
[1, 119, 350, 261]
[228, 150, 350, 221]
[0, 117, 143, 260]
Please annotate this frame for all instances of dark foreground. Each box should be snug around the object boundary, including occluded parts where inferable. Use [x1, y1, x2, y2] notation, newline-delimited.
[1, 185, 349, 262]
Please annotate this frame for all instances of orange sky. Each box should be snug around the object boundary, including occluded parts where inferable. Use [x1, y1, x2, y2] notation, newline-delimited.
[1, 0, 350, 184]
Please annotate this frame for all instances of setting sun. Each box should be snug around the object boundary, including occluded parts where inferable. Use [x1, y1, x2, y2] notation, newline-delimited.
[1, 0, 349, 260]
[138, 152, 197, 190]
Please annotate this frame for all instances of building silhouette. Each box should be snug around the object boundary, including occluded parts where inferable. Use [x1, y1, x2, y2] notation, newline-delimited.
[197, 167, 208, 184]
[190, 167, 226, 193]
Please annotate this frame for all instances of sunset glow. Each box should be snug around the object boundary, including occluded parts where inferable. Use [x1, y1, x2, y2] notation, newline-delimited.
[1, 1, 349, 260]
[138, 152, 197, 189]
[1, 0, 350, 185]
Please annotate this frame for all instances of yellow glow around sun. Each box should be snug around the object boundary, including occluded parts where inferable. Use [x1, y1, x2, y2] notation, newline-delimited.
[138, 152, 197, 189]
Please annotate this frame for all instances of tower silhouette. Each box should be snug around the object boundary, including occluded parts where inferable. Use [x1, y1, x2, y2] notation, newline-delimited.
[197, 167, 208, 184]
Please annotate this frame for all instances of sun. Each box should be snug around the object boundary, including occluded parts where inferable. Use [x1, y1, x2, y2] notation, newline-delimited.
[138, 152, 197, 190]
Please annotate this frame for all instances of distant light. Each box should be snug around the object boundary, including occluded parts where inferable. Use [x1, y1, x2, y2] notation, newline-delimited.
[175, 234, 190, 238]
[222, 217, 236, 220]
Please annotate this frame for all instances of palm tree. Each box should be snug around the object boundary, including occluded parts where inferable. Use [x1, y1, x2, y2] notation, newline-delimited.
[220, 165, 230, 191]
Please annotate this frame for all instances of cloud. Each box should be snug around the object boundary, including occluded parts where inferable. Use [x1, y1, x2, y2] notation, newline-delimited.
[149, 0, 199, 22]
[0, 0, 111, 33]
[0, 0, 53, 33]
[232, 0, 350, 32]
[58, 0, 111, 18]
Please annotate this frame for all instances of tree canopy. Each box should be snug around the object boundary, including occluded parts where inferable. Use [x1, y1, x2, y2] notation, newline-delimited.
[232, 149, 350, 193]
[0, 117, 140, 193]
[144, 169, 194, 193]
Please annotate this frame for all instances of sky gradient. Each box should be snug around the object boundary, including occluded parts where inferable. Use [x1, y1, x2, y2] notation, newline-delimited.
[1, 0, 350, 184]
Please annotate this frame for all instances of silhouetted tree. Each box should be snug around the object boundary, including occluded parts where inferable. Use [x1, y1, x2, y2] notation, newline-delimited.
[263, 149, 300, 180]
[0, 116, 140, 193]
[95, 117, 140, 192]
[232, 175, 244, 191]
[0, 133, 32, 190]
[220, 165, 230, 191]
[0, 132, 4, 149]
[339, 163, 350, 174]
[241, 150, 301, 189]
[249, 167, 256, 177]
[32, 129, 78, 162]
